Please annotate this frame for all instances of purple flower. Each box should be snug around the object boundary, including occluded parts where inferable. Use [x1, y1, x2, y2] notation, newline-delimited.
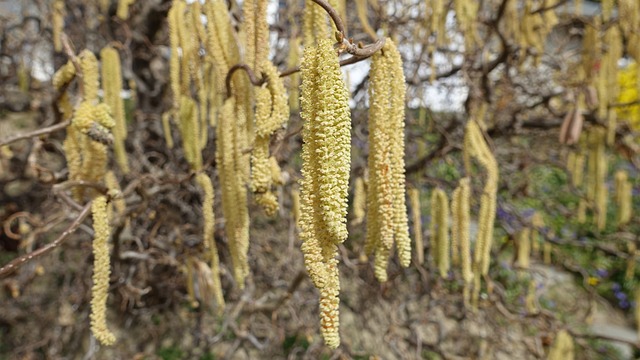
[612, 283, 621, 292]
[595, 269, 608, 278]
[615, 292, 627, 301]
[619, 299, 630, 309]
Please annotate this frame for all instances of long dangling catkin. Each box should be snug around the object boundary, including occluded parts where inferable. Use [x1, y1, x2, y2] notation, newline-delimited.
[408, 188, 423, 265]
[195, 172, 225, 310]
[516, 228, 531, 269]
[431, 188, 450, 277]
[168, 1, 183, 107]
[299, 39, 351, 349]
[365, 39, 411, 282]
[453, 178, 472, 284]
[217, 98, 250, 288]
[52, 0, 65, 52]
[450, 187, 461, 267]
[530, 212, 544, 255]
[586, 128, 608, 230]
[465, 120, 499, 276]
[90, 196, 116, 346]
[303, 0, 330, 47]
[100, 47, 129, 173]
[80, 50, 100, 103]
[615, 170, 633, 226]
[244, 0, 269, 72]
[352, 177, 366, 226]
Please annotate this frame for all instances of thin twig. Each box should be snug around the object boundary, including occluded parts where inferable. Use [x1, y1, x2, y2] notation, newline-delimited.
[0, 120, 70, 147]
[0, 201, 93, 278]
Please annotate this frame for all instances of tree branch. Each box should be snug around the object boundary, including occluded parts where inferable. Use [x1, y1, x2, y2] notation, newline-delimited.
[0, 120, 70, 147]
[0, 201, 93, 278]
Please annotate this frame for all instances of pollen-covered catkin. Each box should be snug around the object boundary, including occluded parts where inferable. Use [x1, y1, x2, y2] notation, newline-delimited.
[352, 177, 366, 226]
[615, 170, 633, 226]
[409, 188, 423, 265]
[516, 228, 531, 269]
[90, 196, 116, 346]
[52, 0, 65, 52]
[100, 47, 129, 173]
[365, 39, 411, 281]
[195, 172, 225, 309]
[455, 178, 473, 284]
[217, 98, 250, 288]
[299, 39, 351, 349]
[80, 50, 100, 103]
[465, 119, 498, 276]
[431, 188, 450, 277]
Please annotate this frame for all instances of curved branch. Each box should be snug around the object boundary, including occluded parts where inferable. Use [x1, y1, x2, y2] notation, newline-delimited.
[225, 64, 265, 98]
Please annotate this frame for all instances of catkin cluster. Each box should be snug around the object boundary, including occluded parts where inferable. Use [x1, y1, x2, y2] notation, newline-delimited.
[58, 51, 116, 201]
[299, 39, 351, 349]
[364, 39, 411, 283]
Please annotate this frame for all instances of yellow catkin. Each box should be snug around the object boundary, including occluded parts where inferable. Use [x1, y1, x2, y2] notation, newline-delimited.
[625, 242, 637, 281]
[450, 187, 461, 267]
[90, 196, 116, 346]
[456, 178, 473, 285]
[409, 188, 423, 265]
[116, 0, 135, 20]
[288, 37, 302, 112]
[291, 188, 301, 227]
[195, 172, 225, 310]
[251, 60, 288, 214]
[431, 188, 450, 277]
[100, 47, 129, 173]
[615, 170, 633, 226]
[365, 39, 411, 282]
[53, 61, 76, 90]
[168, 1, 183, 106]
[465, 120, 499, 276]
[179, 96, 202, 171]
[352, 177, 366, 226]
[80, 50, 100, 103]
[52, 0, 65, 52]
[217, 99, 250, 288]
[585, 128, 608, 230]
[516, 228, 531, 269]
[104, 171, 125, 216]
[547, 330, 574, 360]
[355, 0, 377, 40]
[299, 39, 351, 349]
[303, 0, 330, 47]
[244, 0, 268, 72]
[270, 157, 283, 185]
[185, 257, 198, 308]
